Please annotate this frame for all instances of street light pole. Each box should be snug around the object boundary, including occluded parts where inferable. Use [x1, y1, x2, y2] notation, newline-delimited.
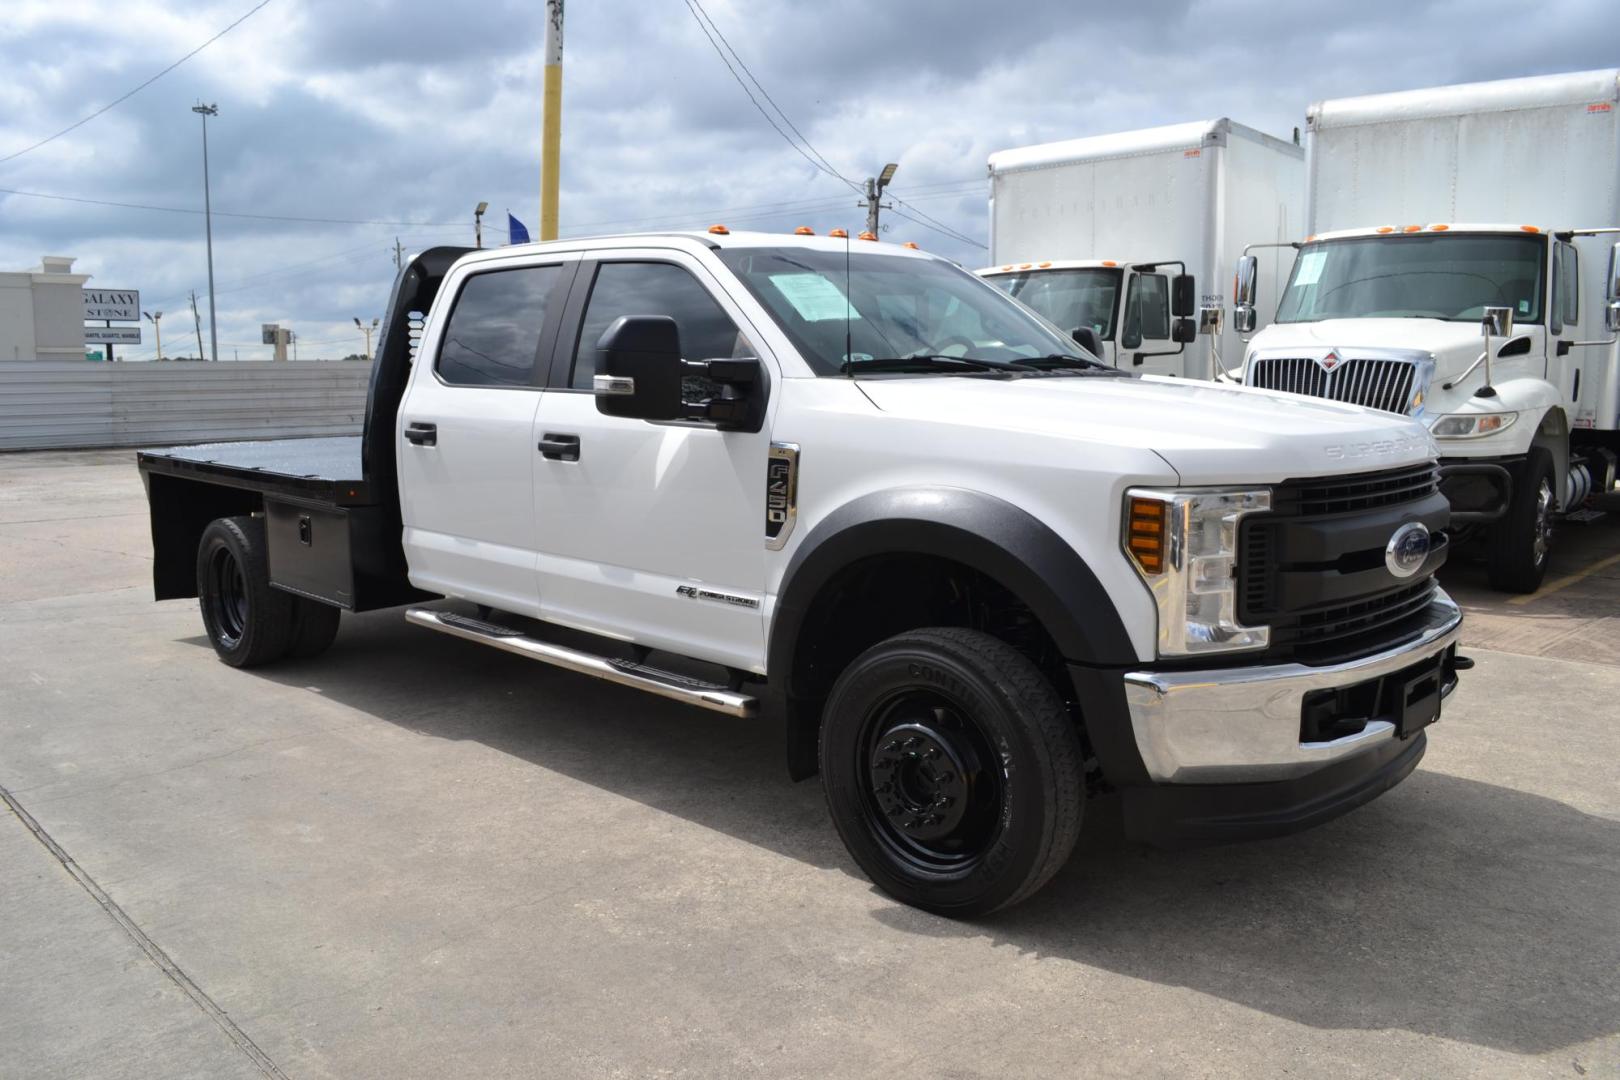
[144, 310, 163, 361]
[192, 103, 220, 362]
[474, 201, 488, 249]
[354, 316, 378, 361]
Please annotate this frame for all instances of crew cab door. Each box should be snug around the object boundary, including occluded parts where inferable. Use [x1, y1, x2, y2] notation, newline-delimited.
[1119, 269, 1182, 377]
[397, 253, 578, 612]
[531, 251, 775, 672]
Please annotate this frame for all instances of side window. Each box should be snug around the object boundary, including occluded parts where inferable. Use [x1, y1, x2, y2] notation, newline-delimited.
[436, 265, 561, 386]
[1554, 241, 1579, 331]
[1120, 273, 1169, 350]
[571, 262, 753, 392]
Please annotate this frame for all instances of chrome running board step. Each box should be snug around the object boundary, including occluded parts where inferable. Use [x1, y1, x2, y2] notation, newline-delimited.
[405, 608, 757, 718]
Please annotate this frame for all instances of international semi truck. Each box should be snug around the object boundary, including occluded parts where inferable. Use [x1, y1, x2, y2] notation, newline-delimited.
[139, 230, 1464, 916]
[981, 118, 1305, 378]
[1234, 69, 1620, 592]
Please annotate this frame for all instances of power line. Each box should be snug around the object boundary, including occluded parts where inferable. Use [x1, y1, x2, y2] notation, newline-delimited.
[0, 0, 276, 167]
[0, 185, 468, 227]
[678, 0, 859, 193]
[684, 0, 858, 192]
[888, 205, 984, 249]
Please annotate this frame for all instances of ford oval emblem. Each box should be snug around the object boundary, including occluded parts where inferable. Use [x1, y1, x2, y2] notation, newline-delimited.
[1385, 522, 1431, 579]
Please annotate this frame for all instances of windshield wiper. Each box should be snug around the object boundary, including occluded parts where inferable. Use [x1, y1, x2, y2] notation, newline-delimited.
[1008, 353, 1128, 375]
[840, 354, 1016, 375]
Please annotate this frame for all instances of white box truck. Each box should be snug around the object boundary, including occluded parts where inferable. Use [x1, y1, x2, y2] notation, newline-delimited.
[1234, 69, 1620, 592]
[980, 119, 1305, 378]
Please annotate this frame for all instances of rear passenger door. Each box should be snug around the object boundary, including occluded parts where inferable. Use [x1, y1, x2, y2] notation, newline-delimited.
[530, 251, 775, 673]
[398, 255, 578, 613]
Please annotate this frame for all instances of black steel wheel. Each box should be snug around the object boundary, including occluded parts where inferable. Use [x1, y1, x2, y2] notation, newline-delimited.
[195, 516, 296, 667]
[1487, 447, 1555, 594]
[820, 627, 1084, 917]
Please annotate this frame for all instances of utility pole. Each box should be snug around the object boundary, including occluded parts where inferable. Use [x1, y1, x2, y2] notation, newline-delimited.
[393, 237, 405, 270]
[540, 0, 564, 240]
[192, 103, 220, 362]
[143, 310, 163, 361]
[860, 162, 899, 236]
[189, 291, 205, 360]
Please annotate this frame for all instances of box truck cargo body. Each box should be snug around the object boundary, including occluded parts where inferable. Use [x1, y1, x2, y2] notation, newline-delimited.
[984, 119, 1304, 378]
[1235, 69, 1620, 592]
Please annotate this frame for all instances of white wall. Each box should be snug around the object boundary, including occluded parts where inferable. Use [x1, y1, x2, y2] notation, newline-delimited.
[0, 258, 89, 362]
[0, 360, 374, 450]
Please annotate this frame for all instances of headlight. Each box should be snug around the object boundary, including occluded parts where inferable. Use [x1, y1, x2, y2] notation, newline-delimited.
[1429, 411, 1517, 439]
[1124, 488, 1271, 656]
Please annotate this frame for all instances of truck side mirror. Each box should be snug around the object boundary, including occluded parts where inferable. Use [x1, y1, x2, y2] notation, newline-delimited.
[594, 315, 684, 422]
[1198, 305, 1224, 335]
[1171, 273, 1196, 318]
[1070, 326, 1103, 357]
[1607, 241, 1620, 333]
[1232, 254, 1258, 334]
[1481, 306, 1514, 338]
[1171, 317, 1196, 344]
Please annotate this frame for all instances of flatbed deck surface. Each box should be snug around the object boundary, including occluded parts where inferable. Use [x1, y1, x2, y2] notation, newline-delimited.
[138, 435, 376, 504]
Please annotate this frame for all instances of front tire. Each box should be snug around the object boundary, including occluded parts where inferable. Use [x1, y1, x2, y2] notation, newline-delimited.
[820, 628, 1084, 917]
[196, 516, 296, 667]
[1487, 448, 1555, 593]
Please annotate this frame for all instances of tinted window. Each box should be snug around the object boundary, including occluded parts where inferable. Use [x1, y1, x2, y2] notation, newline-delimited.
[1555, 241, 1579, 329]
[436, 265, 561, 386]
[1120, 273, 1169, 349]
[1277, 235, 1544, 323]
[572, 262, 751, 389]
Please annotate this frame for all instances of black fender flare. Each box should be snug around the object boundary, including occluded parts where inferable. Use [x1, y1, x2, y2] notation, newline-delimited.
[769, 487, 1138, 779]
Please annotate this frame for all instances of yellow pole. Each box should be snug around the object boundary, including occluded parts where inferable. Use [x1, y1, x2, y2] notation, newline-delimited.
[540, 0, 564, 241]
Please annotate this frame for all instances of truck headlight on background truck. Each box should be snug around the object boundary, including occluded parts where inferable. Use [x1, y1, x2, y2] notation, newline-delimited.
[1123, 488, 1271, 656]
[1428, 411, 1518, 439]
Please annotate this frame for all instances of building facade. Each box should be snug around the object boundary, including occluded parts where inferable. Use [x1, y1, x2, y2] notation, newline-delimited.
[0, 256, 88, 362]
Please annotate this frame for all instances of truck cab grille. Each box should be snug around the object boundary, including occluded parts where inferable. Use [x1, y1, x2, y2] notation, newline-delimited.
[1240, 463, 1448, 665]
[1249, 356, 1416, 414]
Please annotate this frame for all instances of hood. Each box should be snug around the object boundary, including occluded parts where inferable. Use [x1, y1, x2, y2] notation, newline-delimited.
[1252, 317, 1538, 375]
[854, 373, 1438, 485]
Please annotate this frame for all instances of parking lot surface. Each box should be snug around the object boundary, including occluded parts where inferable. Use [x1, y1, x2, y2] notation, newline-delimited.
[2, 449, 1617, 1079]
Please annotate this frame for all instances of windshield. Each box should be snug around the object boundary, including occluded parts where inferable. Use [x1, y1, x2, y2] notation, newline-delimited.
[715, 247, 1085, 376]
[1277, 234, 1545, 323]
[985, 268, 1122, 339]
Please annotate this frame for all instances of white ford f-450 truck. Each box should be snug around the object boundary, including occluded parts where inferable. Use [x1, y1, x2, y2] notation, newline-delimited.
[1233, 69, 1620, 592]
[138, 231, 1464, 916]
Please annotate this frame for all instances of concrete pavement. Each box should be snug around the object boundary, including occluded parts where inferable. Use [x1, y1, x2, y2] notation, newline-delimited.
[2, 449, 1617, 1078]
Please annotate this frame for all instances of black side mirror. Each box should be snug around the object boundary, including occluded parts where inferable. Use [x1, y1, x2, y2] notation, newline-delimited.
[594, 316, 684, 422]
[594, 314, 766, 432]
[1171, 317, 1197, 344]
[1171, 274, 1196, 318]
[1070, 326, 1103, 357]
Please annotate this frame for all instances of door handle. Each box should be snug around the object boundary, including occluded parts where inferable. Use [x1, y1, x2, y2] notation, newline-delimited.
[404, 422, 437, 446]
[538, 433, 581, 461]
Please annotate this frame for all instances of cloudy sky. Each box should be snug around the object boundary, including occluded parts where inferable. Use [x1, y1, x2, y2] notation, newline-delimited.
[2, 0, 1615, 360]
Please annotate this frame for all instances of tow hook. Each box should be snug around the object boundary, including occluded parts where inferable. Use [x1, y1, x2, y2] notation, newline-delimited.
[1453, 655, 1476, 671]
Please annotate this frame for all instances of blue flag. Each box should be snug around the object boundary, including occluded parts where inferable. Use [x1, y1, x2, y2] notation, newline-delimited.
[508, 212, 530, 245]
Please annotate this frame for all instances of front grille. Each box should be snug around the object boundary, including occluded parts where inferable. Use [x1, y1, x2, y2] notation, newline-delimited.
[1274, 463, 1439, 517]
[1249, 356, 1416, 414]
[1269, 579, 1438, 664]
[1238, 464, 1444, 664]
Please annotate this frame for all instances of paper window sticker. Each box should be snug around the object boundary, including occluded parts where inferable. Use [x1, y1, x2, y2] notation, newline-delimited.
[1292, 250, 1327, 287]
[768, 273, 863, 322]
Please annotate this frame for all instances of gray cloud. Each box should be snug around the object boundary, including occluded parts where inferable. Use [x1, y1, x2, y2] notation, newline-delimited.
[1, 0, 1614, 359]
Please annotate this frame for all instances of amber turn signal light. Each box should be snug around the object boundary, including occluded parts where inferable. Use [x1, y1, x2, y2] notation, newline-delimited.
[1126, 497, 1169, 575]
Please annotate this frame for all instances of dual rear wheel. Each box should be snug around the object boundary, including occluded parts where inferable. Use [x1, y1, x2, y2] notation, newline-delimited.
[197, 515, 340, 667]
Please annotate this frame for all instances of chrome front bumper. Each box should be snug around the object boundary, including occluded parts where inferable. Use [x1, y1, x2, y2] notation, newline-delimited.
[1122, 591, 1463, 783]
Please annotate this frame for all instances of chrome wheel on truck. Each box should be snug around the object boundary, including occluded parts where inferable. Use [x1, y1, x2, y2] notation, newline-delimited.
[1487, 448, 1555, 594]
[820, 627, 1084, 917]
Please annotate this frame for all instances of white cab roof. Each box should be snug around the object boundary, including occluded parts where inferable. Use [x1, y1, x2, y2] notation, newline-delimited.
[1308, 223, 1555, 242]
[976, 260, 1125, 276]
